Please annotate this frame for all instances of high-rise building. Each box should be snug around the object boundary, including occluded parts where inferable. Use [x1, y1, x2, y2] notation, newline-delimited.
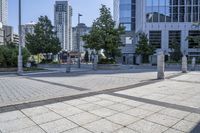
[0, 0, 8, 25]
[72, 23, 91, 53]
[21, 22, 35, 47]
[114, 0, 200, 64]
[54, 1, 73, 51]
[0, 22, 4, 45]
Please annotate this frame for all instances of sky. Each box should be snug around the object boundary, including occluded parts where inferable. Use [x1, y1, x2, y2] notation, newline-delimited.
[8, 0, 113, 33]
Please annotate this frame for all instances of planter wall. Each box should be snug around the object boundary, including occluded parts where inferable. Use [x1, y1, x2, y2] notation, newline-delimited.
[97, 64, 121, 70]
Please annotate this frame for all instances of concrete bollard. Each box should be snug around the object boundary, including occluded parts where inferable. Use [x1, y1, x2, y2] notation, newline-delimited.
[191, 57, 196, 71]
[93, 55, 98, 70]
[66, 57, 71, 73]
[182, 55, 187, 73]
[157, 51, 165, 79]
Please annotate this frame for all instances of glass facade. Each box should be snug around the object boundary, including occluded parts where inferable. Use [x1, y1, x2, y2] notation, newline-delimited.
[119, 0, 136, 31]
[189, 30, 200, 48]
[149, 31, 162, 48]
[146, 0, 200, 23]
[169, 31, 181, 48]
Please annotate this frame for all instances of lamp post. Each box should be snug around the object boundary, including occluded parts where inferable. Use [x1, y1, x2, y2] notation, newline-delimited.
[18, 0, 23, 74]
[77, 13, 82, 68]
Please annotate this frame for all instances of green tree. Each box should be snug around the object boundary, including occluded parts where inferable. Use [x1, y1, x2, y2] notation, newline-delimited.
[135, 32, 155, 63]
[26, 16, 61, 58]
[170, 40, 182, 62]
[84, 50, 89, 63]
[82, 5, 125, 61]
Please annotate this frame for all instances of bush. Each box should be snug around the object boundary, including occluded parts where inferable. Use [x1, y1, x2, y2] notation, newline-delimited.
[98, 58, 116, 64]
[0, 45, 30, 68]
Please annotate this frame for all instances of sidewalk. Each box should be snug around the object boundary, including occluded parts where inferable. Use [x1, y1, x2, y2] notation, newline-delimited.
[0, 72, 199, 133]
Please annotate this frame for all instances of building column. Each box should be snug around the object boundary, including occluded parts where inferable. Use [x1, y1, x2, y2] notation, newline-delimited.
[181, 30, 189, 54]
[161, 30, 169, 52]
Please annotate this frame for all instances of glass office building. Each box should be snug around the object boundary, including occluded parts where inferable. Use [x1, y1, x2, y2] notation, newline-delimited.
[114, 0, 200, 60]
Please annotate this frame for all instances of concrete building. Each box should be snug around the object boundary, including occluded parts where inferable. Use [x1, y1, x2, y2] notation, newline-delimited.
[114, 0, 200, 64]
[54, 1, 73, 51]
[21, 22, 35, 47]
[3, 25, 13, 44]
[0, 0, 8, 25]
[72, 23, 91, 53]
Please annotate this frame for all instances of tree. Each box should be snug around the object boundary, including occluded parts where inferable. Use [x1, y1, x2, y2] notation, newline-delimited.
[135, 32, 155, 63]
[26, 16, 61, 59]
[82, 5, 125, 61]
[84, 50, 89, 63]
[170, 40, 182, 62]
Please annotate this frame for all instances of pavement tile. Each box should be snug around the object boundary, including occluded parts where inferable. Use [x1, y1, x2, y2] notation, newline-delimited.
[40, 118, 78, 133]
[112, 127, 138, 133]
[163, 128, 184, 133]
[0, 111, 26, 122]
[121, 100, 144, 107]
[0, 117, 35, 133]
[128, 119, 168, 133]
[45, 102, 72, 111]
[107, 103, 133, 112]
[184, 113, 200, 123]
[83, 119, 122, 133]
[159, 108, 190, 119]
[97, 94, 128, 102]
[67, 112, 101, 125]
[30, 111, 62, 124]
[10, 126, 45, 133]
[138, 104, 165, 112]
[63, 99, 88, 106]
[21, 106, 50, 117]
[124, 108, 154, 118]
[145, 113, 181, 127]
[106, 113, 140, 126]
[89, 108, 118, 117]
[172, 120, 198, 132]
[63, 127, 92, 133]
[94, 100, 116, 107]
[77, 103, 103, 111]
[80, 96, 102, 102]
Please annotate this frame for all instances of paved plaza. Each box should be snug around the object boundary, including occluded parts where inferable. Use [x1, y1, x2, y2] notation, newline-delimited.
[0, 70, 200, 133]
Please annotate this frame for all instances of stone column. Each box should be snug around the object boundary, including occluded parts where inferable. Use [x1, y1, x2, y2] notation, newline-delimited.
[66, 56, 71, 73]
[157, 51, 165, 79]
[182, 55, 187, 73]
[191, 57, 196, 71]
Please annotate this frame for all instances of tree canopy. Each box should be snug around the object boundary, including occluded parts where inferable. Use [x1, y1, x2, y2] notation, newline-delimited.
[82, 5, 125, 60]
[26, 16, 61, 55]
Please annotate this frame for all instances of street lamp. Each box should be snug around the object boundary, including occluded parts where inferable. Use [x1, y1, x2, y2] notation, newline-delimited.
[18, 0, 23, 74]
[77, 13, 82, 68]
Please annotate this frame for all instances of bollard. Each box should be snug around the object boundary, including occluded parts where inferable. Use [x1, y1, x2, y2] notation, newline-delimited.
[157, 51, 165, 79]
[182, 55, 187, 73]
[66, 57, 71, 73]
[93, 55, 98, 70]
[191, 57, 196, 71]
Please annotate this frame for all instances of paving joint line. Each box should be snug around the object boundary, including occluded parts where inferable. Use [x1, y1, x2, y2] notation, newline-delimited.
[108, 93, 200, 114]
[0, 72, 184, 113]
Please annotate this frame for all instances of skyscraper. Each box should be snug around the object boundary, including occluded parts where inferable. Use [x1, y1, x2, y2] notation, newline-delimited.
[0, 0, 8, 25]
[21, 22, 35, 47]
[54, 1, 73, 51]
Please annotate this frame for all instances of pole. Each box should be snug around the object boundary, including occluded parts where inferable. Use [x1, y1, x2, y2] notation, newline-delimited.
[18, 0, 23, 74]
[77, 14, 81, 68]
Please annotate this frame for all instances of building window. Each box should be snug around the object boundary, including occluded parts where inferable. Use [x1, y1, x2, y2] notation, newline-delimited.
[149, 31, 162, 48]
[169, 31, 181, 48]
[188, 31, 200, 48]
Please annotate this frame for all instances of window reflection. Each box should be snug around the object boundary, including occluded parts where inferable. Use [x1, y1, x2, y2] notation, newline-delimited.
[145, 0, 200, 23]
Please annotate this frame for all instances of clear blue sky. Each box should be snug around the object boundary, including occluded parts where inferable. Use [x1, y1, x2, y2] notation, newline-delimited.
[8, 0, 113, 33]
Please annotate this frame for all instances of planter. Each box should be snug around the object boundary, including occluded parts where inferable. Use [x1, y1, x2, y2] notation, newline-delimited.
[0, 68, 17, 72]
[97, 64, 121, 70]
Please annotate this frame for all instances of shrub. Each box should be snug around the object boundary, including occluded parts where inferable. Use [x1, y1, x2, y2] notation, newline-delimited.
[98, 58, 116, 64]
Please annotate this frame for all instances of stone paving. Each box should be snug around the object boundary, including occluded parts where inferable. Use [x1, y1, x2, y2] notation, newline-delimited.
[0, 71, 200, 133]
[0, 70, 178, 107]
